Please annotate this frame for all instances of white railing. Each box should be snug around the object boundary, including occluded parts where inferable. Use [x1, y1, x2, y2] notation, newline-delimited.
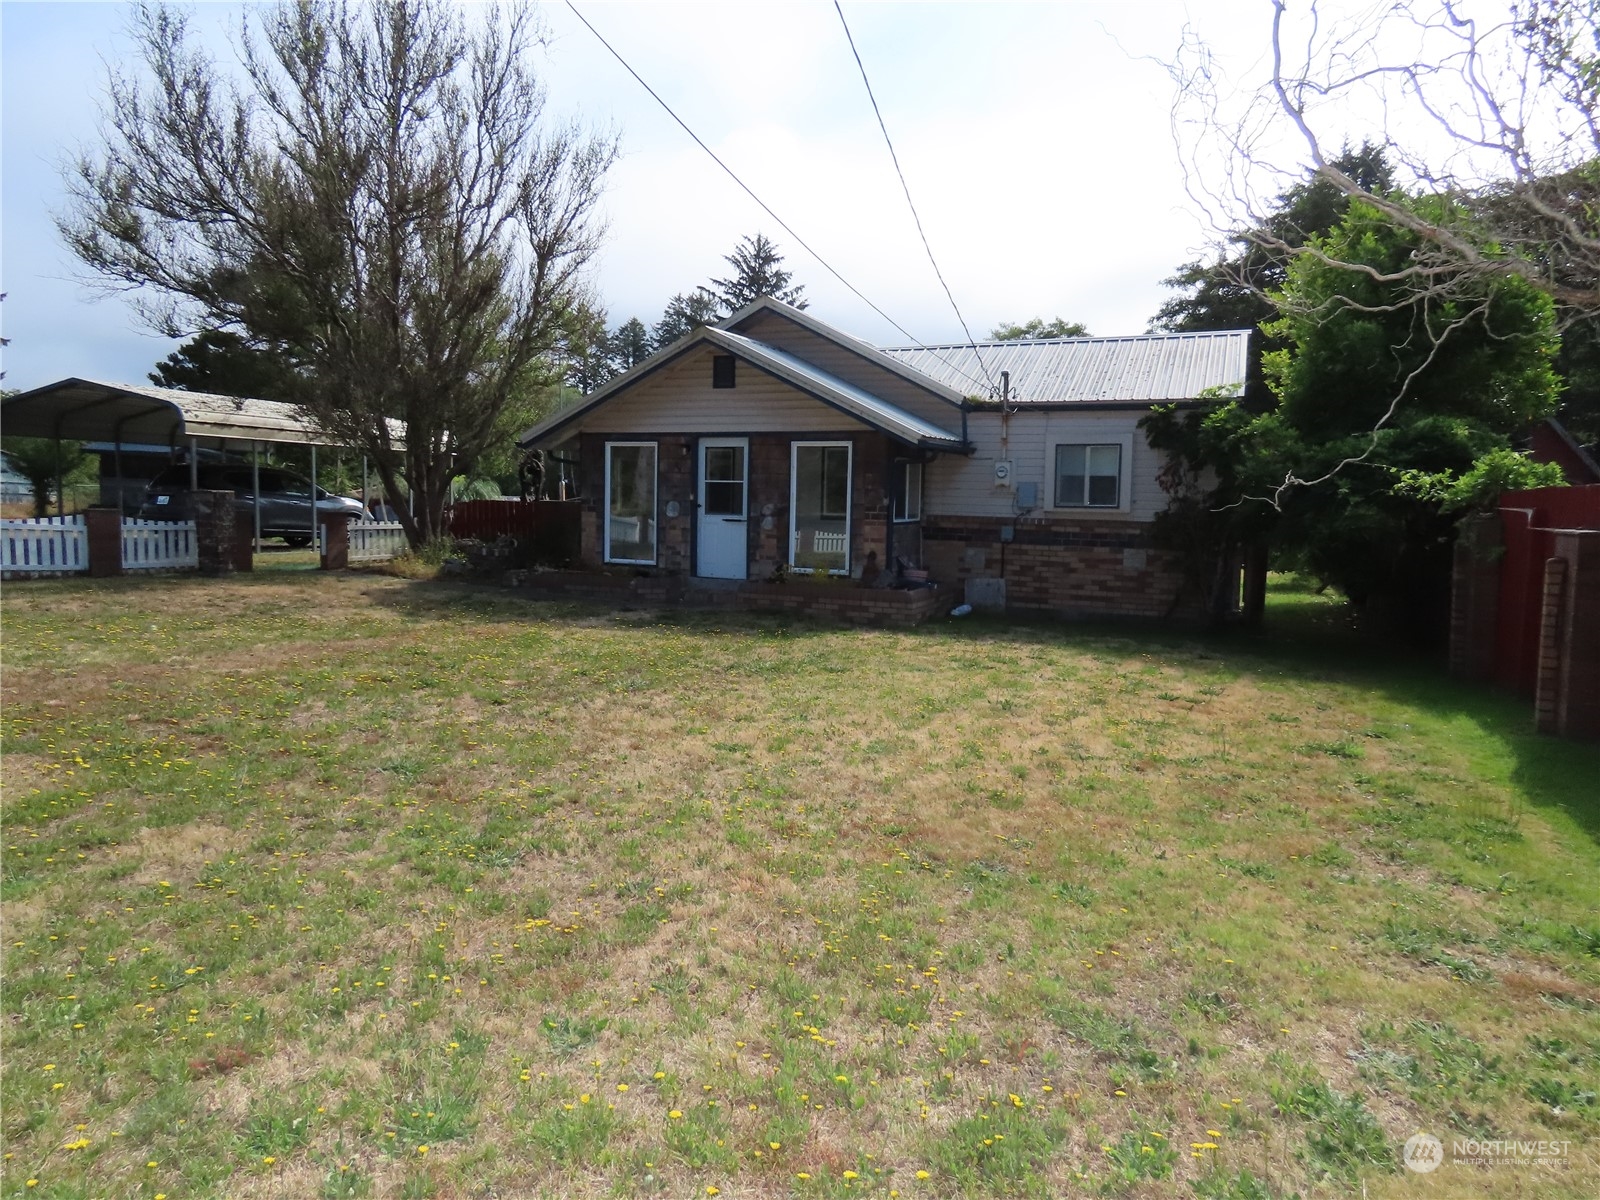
[348, 520, 408, 562]
[1, 516, 88, 575]
[122, 518, 198, 571]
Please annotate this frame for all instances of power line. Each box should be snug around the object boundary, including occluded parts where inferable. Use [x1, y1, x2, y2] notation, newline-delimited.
[832, 0, 997, 393]
[562, 0, 989, 394]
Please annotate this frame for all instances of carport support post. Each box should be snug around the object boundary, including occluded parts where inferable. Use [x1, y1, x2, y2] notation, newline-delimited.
[310, 444, 319, 555]
[252, 443, 262, 553]
[189, 438, 199, 491]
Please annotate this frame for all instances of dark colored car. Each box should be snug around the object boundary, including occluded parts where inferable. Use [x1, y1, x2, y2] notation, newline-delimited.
[139, 463, 365, 545]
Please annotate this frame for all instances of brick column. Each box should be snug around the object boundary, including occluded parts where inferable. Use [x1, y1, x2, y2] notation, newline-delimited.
[1551, 530, 1600, 740]
[191, 490, 237, 576]
[320, 514, 350, 570]
[1449, 513, 1502, 682]
[1534, 557, 1568, 735]
[84, 506, 123, 578]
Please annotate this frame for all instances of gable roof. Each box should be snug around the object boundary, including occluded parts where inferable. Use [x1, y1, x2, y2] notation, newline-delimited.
[720, 297, 969, 408]
[878, 329, 1251, 405]
[519, 325, 965, 450]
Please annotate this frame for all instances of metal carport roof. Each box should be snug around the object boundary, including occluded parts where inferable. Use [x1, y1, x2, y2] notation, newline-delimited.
[0, 378, 402, 449]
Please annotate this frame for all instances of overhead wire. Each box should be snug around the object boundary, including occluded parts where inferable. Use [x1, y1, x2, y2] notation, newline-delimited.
[831, 0, 998, 394]
[562, 0, 990, 394]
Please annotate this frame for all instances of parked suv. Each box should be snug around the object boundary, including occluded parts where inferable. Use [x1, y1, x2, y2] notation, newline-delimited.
[139, 463, 365, 545]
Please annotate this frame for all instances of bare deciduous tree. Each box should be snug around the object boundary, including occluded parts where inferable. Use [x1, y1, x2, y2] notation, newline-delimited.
[60, 0, 618, 546]
[1171, 0, 1597, 316]
[1160, 0, 1594, 507]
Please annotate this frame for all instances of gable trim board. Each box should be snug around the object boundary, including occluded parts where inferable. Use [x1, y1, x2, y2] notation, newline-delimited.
[521, 327, 965, 452]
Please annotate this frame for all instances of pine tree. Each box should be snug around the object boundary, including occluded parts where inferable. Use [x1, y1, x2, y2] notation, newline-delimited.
[610, 317, 652, 374]
[709, 234, 807, 312]
[651, 290, 725, 350]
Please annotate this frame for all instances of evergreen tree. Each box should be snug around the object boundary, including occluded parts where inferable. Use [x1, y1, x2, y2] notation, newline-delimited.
[651, 290, 725, 350]
[709, 233, 807, 312]
[609, 318, 652, 374]
[149, 330, 295, 399]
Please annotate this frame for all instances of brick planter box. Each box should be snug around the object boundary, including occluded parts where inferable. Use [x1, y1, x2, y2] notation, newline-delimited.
[505, 569, 954, 626]
[736, 580, 953, 626]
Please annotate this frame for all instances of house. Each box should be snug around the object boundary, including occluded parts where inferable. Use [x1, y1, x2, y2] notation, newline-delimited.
[518, 298, 1252, 622]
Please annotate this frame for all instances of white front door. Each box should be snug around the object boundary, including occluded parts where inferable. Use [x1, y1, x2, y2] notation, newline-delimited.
[697, 438, 748, 579]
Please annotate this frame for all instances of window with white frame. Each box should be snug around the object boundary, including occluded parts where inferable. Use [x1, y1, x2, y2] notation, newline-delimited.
[605, 441, 657, 563]
[791, 441, 851, 573]
[892, 460, 922, 522]
[1053, 443, 1122, 508]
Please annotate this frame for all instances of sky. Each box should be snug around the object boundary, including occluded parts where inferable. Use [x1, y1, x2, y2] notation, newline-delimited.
[1, 1, 1289, 393]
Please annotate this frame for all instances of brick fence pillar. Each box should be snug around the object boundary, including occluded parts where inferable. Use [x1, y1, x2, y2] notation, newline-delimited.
[192, 490, 237, 576]
[1551, 530, 1600, 740]
[1534, 558, 1568, 735]
[320, 513, 350, 570]
[1449, 512, 1503, 682]
[84, 506, 123, 578]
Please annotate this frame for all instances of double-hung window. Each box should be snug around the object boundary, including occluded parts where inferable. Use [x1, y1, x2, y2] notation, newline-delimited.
[605, 441, 657, 563]
[1053, 443, 1122, 509]
[892, 460, 922, 522]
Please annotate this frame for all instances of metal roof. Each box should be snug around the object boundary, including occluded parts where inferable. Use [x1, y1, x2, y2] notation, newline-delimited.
[878, 329, 1251, 404]
[0, 378, 402, 448]
[519, 327, 965, 450]
[719, 297, 969, 407]
[715, 330, 963, 447]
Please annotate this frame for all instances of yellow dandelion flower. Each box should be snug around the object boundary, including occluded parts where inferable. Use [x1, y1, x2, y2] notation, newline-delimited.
[669, 1110, 683, 1119]
[916, 1169, 930, 1179]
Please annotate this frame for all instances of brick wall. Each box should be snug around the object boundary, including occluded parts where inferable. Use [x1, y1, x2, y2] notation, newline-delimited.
[575, 431, 900, 582]
[921, 514, 1199, 621]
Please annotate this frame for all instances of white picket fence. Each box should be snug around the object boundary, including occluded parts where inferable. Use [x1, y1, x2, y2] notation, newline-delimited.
[1, 515, 199, 575]
[1, 516, 87, 575]
[121, 518, 198, 571]
[348, 520, 408, 562]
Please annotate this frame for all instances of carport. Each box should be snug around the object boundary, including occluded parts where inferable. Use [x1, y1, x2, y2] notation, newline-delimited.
[1, 378, 400, 552]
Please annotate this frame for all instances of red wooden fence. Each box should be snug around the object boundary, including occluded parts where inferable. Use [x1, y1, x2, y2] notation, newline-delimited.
[446, 499, 580, 565]
[1494, 485, 1600, 695]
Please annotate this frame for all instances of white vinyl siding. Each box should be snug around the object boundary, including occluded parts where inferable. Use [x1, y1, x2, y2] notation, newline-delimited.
[580, 346, 872, 434]
[923, 411, 1155, 520]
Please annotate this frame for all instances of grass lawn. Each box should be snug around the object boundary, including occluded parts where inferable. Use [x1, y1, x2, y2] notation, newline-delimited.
[2, 572, 1596, 1199]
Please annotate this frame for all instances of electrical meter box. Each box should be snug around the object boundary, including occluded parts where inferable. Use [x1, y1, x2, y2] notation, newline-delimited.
[993, 459, 1013, 488]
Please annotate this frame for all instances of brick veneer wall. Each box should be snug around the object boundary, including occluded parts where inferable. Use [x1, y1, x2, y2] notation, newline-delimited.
[921, 514, 1199, 621]
[508, 569, 953, 626]
[575, 431, 901, 581]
